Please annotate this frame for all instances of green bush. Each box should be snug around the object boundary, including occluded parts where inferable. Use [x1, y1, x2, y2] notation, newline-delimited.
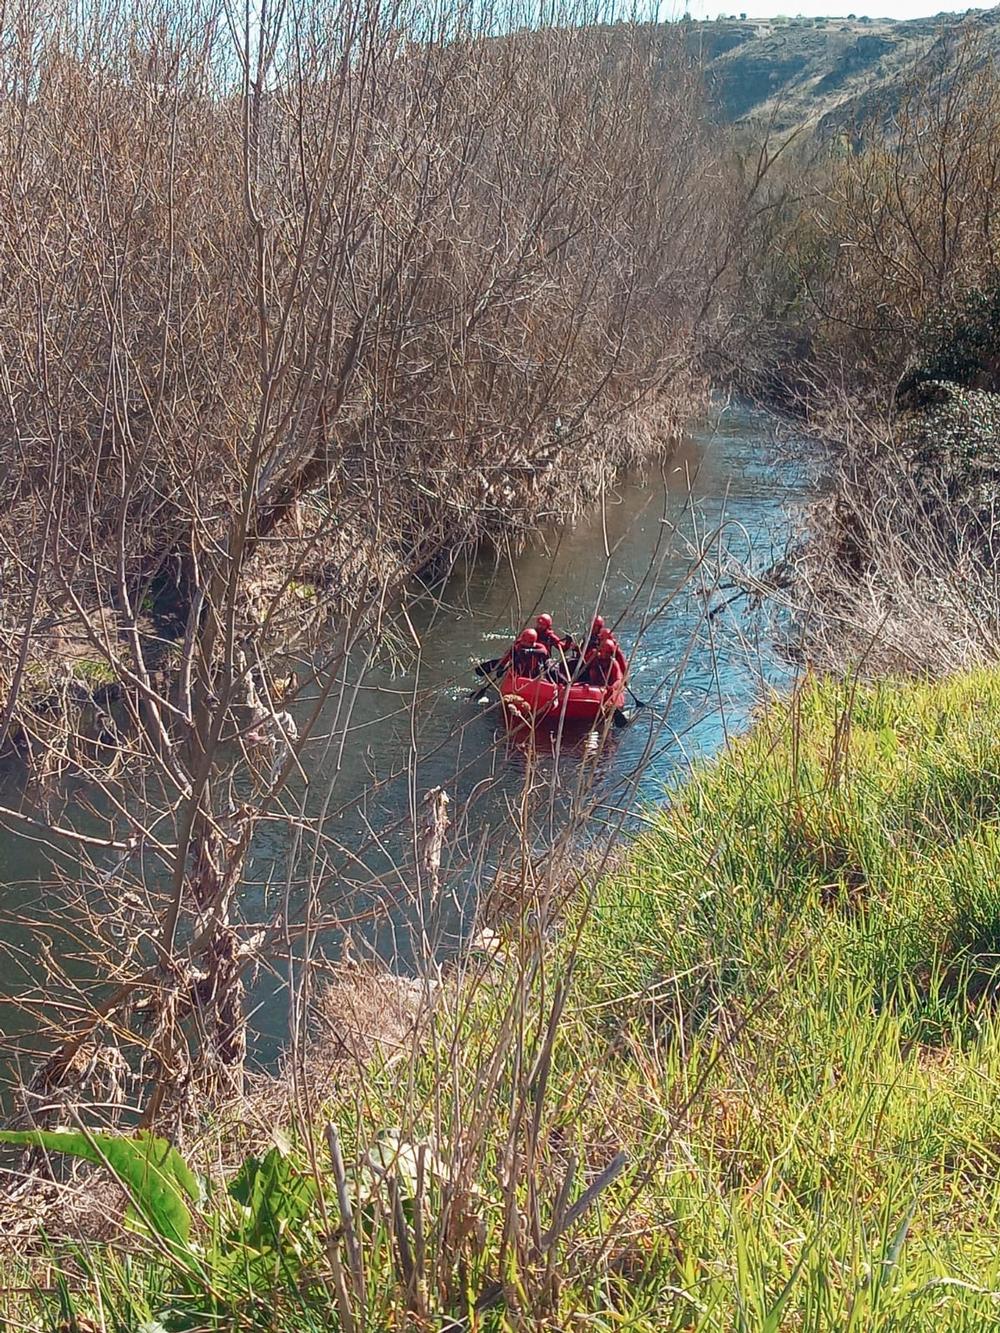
[901, 276, 1000, 400]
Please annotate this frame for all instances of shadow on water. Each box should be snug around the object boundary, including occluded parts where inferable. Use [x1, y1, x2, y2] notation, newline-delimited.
[0, 400, 814, 1072]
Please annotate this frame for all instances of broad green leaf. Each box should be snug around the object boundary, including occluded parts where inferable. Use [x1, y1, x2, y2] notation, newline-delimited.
[0, 1128, 196, 1246]
[228, 1145, 316, 1249]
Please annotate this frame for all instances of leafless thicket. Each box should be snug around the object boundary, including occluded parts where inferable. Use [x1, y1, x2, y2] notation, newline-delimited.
[0, 0, 738, 1130]
[808, 44, 1000, 401]
[735, 32, 1000, 410]
[721, 34, 1000, 671]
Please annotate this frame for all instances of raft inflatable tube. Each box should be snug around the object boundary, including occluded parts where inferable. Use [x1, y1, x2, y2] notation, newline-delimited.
[499, 670, 625, 727]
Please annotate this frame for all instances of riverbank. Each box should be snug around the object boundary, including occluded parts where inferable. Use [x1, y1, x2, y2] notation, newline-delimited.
[6, 666, 1000, 1329]
[749, 372, 1000, 677]
[1, 392, 694, 754]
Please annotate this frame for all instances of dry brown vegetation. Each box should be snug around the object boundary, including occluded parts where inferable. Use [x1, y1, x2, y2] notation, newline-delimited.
[720, 33, 1000, 671]
[795, 38, 1000, 405]
[0, 0, 747, 1134]
[0, 0, 729, 720]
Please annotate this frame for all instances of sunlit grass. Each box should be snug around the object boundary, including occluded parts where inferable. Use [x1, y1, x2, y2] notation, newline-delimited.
[561, 668, 1000, 1328]
[9, 670, 1000, 1329]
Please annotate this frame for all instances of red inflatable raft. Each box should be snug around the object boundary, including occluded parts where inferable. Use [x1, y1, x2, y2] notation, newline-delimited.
[499, 669, 626, 727]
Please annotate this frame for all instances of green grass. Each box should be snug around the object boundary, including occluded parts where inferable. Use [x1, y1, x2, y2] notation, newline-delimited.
[9, 670, 1000, 1329]
[566, 668, 1000, 1328]
[71, 657, 118, 686]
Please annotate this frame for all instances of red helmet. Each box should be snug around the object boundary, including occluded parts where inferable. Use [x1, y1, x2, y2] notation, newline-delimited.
[599, 626, 614, 640]
[600, 637, 617, 656]
[536, 613, 553, 631]
[591, 615, 604, 631]
[518, 628, 538, 645]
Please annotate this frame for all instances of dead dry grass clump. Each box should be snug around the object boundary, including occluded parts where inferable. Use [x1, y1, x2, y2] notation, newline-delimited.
[303, 965, 434, 1079]
[0, 1170, 129, 1256]
[791, 442, 1000, 676]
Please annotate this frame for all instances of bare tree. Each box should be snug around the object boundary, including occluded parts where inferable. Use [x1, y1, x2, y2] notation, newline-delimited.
[0, 0, 737, 1128]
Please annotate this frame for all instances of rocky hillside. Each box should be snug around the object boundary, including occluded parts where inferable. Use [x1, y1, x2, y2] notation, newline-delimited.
[687, 6, 1000, 132]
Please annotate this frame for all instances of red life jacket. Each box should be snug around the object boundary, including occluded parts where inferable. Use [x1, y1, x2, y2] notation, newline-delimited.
[586, 653, 622, 690]
[512, 643, 549, 678]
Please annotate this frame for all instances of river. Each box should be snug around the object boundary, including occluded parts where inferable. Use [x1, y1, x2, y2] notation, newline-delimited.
[0, 400, 812, 1073]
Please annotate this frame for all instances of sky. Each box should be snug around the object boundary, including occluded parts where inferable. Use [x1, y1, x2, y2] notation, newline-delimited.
[678, 0, 986, 19]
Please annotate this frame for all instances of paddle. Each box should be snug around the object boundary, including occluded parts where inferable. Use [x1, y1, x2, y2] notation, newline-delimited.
[624, 682, 648, 711]
[470, 655, 505, 703]
[610, 679, 650, 728]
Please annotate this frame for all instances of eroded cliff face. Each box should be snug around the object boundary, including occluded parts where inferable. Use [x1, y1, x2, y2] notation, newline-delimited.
[694, 8, 1000, 133]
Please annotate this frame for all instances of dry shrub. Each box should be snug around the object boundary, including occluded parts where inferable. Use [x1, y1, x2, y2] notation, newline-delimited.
[0, 0, 743, 1126]
[307, 964, 433, 1073]
[0, 0, 729, 691]
[786, 431, 1000, 674]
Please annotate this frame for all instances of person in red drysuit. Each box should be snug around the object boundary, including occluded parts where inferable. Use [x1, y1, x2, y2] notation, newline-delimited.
[599, 625, 628, 676]
[534, 613, 563, 650]
[496, 620, 550, 674]
[535, 613, 578, 682]
[511, 628, 549, 678]
[585, 638, 624, 691]
[580, 618, 604, 681]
